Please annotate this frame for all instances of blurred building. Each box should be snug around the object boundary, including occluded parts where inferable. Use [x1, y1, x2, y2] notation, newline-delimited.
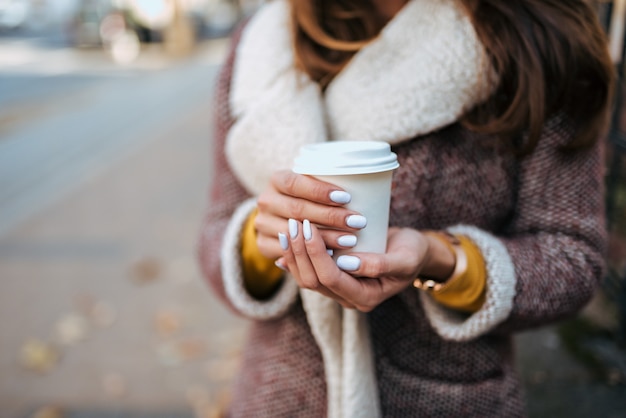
[0, 0, 78, 31]
[0, 0, 260, 45]
[601, 0, 626, 343]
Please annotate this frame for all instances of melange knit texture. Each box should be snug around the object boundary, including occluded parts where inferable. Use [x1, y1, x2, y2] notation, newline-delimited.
[196, 6, 607, 418]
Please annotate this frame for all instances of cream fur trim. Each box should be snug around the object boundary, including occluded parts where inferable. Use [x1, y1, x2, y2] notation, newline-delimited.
[220, 198, 299, 319]
[421, 225, 517, 341]
[301, 291, 381, 418]
[226, 0, 494, 196]
[325, 0, 493, 142]
[226, 0, 326, 195]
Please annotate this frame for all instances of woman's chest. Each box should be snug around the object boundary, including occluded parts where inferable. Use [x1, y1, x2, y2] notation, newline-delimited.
[389, 124, 518, 231]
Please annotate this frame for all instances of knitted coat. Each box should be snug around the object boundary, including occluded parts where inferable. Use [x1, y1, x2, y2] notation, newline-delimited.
[197, 1, 607, 416]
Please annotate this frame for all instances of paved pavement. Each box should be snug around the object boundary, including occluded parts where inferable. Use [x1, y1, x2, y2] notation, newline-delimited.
[0, 34, 625, 418]
[0, 37, 246, 417]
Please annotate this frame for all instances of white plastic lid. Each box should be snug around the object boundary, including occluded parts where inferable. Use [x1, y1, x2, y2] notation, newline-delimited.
[292, 141, 399, 175]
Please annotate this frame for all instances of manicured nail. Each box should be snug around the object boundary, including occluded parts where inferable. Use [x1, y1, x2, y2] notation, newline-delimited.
[337, 255, 361, 271]
[337, 235, 357, 247]
[326, 249, 334, 256]
[303, 219, 312, 241]
[330, 190, 351, 204]
[278, 233, 289, 250]
[275, 260, 288, 271]
[346, 215, 367, 229]
[288, 219, 298, 239]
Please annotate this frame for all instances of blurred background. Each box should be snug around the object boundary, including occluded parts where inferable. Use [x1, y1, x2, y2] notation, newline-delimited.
[0, 0, 625, 417]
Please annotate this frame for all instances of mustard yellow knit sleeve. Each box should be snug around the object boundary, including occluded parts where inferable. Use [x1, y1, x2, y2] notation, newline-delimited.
[241, 210, 284, 299]
[430, 235, 487, 313]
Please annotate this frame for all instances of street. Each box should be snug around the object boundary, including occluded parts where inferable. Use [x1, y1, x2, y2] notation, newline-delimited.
[0, 37, 247, 417]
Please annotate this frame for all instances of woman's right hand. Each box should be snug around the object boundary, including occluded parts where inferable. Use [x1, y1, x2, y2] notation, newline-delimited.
[254, 170, 367, 260]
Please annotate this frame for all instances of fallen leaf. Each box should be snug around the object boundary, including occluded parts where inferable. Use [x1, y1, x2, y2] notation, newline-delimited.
[193, 404, 221, 418]
[31, 405, 65, 418]
[130, 257, 162, 284]
[177, 338, 207, 361]
[102, 372, 127, 398]
[73, 293, 96, 316]
[91, 301, 117, 328]
[54, 313, 89, 345]
[154, 310, 182, 337]
[607, 369, 623, 386]
[19, 340, 60, 373]
[155, 338, 208, 366]
[206, 357, 239, 382]
[189, 387, 231, 418]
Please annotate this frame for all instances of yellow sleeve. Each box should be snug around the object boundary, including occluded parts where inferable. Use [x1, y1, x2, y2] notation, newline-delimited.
[241, 209, 284, 299]
[430, 235, 486, 313]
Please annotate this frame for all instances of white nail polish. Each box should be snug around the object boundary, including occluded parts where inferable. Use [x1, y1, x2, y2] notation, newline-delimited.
[275, 260, 288, 271]
[337, 255, 361, 271]
[278, 233, 289, 250]
[303, 219, 312, 241]
[346, 215, 367, 229]
[337, 235, 357, 247]
[329, 190, 351, 204]
[326, 249, 334, 256]
[288, 219, 298, 239]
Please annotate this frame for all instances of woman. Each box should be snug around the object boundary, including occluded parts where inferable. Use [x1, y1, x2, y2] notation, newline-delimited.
[198, 0, 614, 416]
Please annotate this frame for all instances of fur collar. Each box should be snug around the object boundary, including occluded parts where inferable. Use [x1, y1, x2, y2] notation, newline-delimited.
[226, 0, 494, 196]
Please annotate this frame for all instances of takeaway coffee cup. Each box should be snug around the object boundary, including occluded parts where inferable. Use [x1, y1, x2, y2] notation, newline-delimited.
[292, 141, 399, 258]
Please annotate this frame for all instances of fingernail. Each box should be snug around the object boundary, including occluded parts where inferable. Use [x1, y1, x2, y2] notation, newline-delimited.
[337, 255, 361, 271]
[275, 260, 288, 271]
[278, 232, 289, 250]
[346, 215, 367, 229]
[303, 219, 312, 241]
[326, 249, 334, 256]
[288, 219, 298, 239]
[330, 190, 351, 204]
[337, 235, 357, 247]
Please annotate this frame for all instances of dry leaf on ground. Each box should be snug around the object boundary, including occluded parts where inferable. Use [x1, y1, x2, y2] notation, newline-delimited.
[54, 313, 90, 345]
[102, 372, 127, 398]
[130, 257, 162, 284]
[154, 310, 182, 337]
[31, 405, 65, 418]
[205, 357, 239, 382]
[156, 338, 208, 366]
[19, 340, 60, 373]
[91, 301, 117, 328]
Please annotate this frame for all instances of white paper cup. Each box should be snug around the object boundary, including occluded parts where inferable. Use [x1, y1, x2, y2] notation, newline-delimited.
[292, 141, 399, 258]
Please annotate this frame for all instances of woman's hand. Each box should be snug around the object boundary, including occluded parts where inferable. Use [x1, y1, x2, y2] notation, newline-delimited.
[278, 220, 437, 312]
[255, 170, 368, 260]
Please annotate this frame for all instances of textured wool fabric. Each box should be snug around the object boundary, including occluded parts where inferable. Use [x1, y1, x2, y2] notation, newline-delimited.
[197, 3, 607, 417]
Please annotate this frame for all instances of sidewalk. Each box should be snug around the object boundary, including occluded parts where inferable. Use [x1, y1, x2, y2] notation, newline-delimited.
[0, 67, 247, 417]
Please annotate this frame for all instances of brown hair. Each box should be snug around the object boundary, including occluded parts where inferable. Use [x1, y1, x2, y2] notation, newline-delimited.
[289, 0, 615, 152]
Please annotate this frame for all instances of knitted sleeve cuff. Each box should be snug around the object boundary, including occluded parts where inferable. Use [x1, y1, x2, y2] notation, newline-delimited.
[420, 225, 516, 341]
[221, 197, 299, 319]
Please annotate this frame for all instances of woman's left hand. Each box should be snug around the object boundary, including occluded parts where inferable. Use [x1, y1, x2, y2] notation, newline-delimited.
[278, 220, 431, 311]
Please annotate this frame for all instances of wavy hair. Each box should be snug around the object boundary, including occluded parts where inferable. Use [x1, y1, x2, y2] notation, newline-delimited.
[289, 0, 615, 152]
